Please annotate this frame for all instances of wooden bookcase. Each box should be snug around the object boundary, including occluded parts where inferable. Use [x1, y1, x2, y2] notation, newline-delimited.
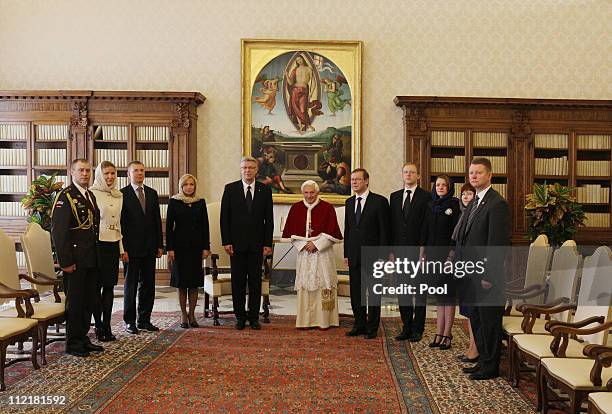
[0, 90, 205, 284]
[394, 96, 612, 245]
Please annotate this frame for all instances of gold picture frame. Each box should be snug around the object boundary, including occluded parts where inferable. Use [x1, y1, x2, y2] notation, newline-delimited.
[242, 39, 362, 205]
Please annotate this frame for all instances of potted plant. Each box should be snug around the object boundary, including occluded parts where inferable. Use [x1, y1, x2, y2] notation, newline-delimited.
[524, 182, 586, 246]
[21, 174, 65, 231]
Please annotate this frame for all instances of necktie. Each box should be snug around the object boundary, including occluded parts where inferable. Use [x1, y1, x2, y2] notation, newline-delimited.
[355, 196, 362, 225]
[402, 189, 412, 219]
[465, 194, 480, 231]
[84, 189, 93, 208]
[246, 185, 253, 213]
[136, 186, 146, 213]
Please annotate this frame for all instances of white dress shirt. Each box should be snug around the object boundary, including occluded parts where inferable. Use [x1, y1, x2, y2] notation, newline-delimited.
[355, 189, 369, 213]
[242, 180, 256, 199]
[402, 184, 418, 206]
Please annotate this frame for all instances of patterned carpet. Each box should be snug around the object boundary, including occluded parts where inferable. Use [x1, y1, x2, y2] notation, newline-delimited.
[1, 314, 544, 413]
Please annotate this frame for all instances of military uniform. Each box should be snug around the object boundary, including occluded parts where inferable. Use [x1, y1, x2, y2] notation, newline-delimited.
[51, 183, 100, 354]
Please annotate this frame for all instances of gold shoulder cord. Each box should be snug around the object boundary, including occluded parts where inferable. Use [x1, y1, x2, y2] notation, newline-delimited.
[65, 193, 94, 230]
[50, 190, 65, 217]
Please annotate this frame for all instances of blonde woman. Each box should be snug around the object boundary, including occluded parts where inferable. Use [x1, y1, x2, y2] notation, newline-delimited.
[166, 174, 210, 328]
[91, 161, 127, 341]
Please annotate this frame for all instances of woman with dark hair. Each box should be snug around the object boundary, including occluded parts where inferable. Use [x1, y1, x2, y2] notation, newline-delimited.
[91, 161, 126, 341]
[166, 174, 210, 328]
[425, 175, 460, 350]
[452, 182, 479, 362]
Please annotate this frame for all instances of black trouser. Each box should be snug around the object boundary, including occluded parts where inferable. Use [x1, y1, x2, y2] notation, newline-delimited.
[123, 255, 156, 325]
[64, 266, 98, 352]
[349, 264, 380, 334]
[470, 305, 504, 375]
[94, 241, 119, 332]
[398, 296, 427, 335]
[230, 250, 263, 323]
[94, 286, 114, 331]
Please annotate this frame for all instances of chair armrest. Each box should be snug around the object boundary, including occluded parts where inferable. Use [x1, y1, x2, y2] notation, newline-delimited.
[521, 303, 576, 316]
[211, 254, 219, 281]
[0, 282, 36, 317]
[551, 320, 612, 338]
[506, 277, 525, 288]
[583, 345, 612, 359]
[591, 352, 612, 387]
[516, 296, 568, 313]
[506, 286, 547, 300]
[32, 272, 60, 283]
[506, 283, 542, 295]
[545, 315, 606, 332]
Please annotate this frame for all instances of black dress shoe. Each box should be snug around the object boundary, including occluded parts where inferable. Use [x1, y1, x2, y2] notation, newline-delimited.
[95, 327, 108, 342]
[346, 328, 366, 337]
[84, 343, 104, 352]
[409, 332, 423, 342]
[429, 334, 443, 347]
[469, 372, 499, 380]
[236, 320, 246, 330]
[365, 331, 377, 339]
[189, 320, 199, 328]
[180, 322, 189, 329]
[125, 323, 139, 334]
[66, 349, 90, 357]
[137, 323, 160, 332]
[460, 355, 479, 363]
[395, 331, 411, 341]
[106, 332, 117, 341]
[250, 321, 261, 330]
[463, 365, 481, 374]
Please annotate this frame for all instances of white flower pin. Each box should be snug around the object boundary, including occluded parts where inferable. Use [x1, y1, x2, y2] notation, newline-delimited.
[445, 208, 453, 215]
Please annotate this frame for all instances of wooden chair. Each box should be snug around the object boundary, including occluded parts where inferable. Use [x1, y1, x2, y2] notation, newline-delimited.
[0, 229, 40, 390]
[202, 201, 271, 326]
[504, 234, 553, 316]
[540, 345, 612, 413]
[512, 246, 612, 410]
[588, 382, 612, 414]
[0, 228, 64, 365]
[504, 240, 582, 382]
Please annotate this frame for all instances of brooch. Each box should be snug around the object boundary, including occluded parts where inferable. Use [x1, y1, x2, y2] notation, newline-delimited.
[445, 208, 453, 216]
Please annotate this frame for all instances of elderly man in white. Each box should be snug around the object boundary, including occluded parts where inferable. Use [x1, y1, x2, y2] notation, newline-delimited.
[281, 180, 343, 329]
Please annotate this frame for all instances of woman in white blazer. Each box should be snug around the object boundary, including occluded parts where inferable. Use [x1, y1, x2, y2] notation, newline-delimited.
[91, 161, 127, 341]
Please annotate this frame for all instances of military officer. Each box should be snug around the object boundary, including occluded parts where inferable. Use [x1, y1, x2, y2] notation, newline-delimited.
[51, 158, 103, 357]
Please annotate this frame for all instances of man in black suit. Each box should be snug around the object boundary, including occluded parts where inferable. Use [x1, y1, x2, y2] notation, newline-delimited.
[344, 168, 390, 339]
[456, 157, 510, 380]
[121, 161, 163, 334]
[221, 156, 274, 330]
[389, 162, 430, 342]
[51, 158, 103, 357]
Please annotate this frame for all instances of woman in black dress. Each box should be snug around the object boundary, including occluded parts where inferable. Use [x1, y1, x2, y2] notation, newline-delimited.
[451, 182, 478, 362]
[425, 175, 460, 350]
[166, 174, 210, 328]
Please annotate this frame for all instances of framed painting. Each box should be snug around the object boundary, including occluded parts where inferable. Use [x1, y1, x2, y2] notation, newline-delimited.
[242, 39, 362, 204]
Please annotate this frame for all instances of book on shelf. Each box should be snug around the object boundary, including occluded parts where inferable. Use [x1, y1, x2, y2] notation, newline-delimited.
[15, 251, 26, 268]
[0, 175, 28, 192]
[0, 124, 28, 140]
[472, 132, 508, 148]
[576, 185, 610, 204]
[146, 177, 170, 196]
[36, 148, 67, 166]
[491, 183, 507, 199]
[136, 126, 170, 142]
[155, 254, 168, 270]
[576, 160, 610, 177]
[535, 156, 568, 176]
[0, 201, 27, 216]
[577, 134, 612, 150]
[135, 150, 169, 168]
[36, 124, 69, 141]
[431, 155, 465, 173]
[0, 148, 27, 166]
[94, 149, 128, 168]
[584, 212, 611, 228]
[534, 133, 569, 149]
[94, 125, 129, 141]
[431, 131, 465, 147]
[159, 203, 168, 220]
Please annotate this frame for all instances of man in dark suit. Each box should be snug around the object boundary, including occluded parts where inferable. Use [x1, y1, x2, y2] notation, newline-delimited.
[389, 162, 430, 341]
[51, 158, 103, 357]
[121, 161, 163, 334]
[221, 156, 274, 330]
[344, 168, 390, 339]
[456, 157, 510, 380]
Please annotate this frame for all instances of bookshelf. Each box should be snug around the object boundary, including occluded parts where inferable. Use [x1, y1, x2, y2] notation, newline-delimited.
[394, 96, 612, 245]
[0, 90, 205, 284]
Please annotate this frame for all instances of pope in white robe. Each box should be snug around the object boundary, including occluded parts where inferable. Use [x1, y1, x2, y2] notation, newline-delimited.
[282, 180, 343, 328]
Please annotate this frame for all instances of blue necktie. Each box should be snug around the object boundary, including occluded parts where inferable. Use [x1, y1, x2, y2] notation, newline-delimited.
[355, 196, 362, 225]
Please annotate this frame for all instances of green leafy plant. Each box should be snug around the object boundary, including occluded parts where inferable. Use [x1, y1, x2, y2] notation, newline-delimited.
[21, 174, 65, 231]
[525, 182, 586, 246]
